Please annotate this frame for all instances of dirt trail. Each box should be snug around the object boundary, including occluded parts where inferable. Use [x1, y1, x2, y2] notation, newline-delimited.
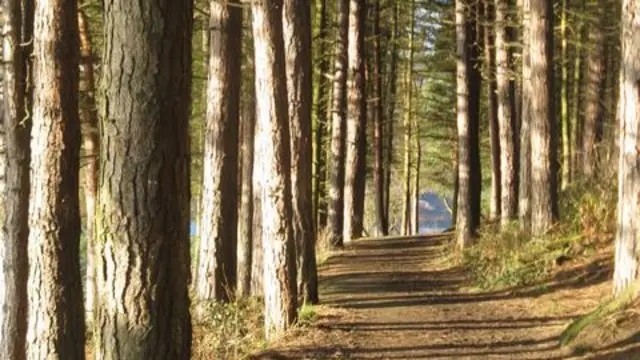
[254, 234, 640, 359]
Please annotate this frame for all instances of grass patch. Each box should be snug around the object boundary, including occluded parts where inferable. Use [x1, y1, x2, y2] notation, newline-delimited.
[463, 179, 616, 290]
[298, 303, 318, 325]
[192, 297, 266, 360]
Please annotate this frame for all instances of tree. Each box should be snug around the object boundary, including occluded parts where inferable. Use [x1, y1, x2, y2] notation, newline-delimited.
[78, 7, 99, 317]
[283, 0, 318, 304]
[384, 0, 400, 227]
[401, 0, 416, 236]
[518, 0, 532, 234]
[196, 0, 242, 309]
[327, 0, 349, 247]
[26, 0, 85, 357]
[0, 0, 32, 358]
[455, 0, 482, 248]
[343, 0, 366, 242]
[495, 0, 518, 224]
[95, 0, 193, 357]
[560, 0, 571, 188]
[529, 0, 557, 236]
[251, 0, 298, 339]
[484, 0, 501, 220]
[613, 0, 640, 295]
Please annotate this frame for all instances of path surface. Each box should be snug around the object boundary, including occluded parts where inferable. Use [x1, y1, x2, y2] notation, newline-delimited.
[255, 234, 639, 359]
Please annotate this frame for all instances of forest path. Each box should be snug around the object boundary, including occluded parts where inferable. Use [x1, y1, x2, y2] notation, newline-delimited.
[254, 234, 636, 359]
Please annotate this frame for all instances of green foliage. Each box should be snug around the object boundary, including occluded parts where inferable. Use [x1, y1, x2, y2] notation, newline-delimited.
[464, 180, 617, 290]
[192, 297, 266, 360]
[298, 304, 318, 325]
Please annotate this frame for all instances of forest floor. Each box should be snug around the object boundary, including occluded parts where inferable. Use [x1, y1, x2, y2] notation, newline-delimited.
[251, 234, 640, 360]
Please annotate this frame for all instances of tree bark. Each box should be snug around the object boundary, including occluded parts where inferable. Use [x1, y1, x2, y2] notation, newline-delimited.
[519, 0, 532, 234]
[196, 1, 242, 308]
[496, 0, 518, 224]
[251, 0, 298, 339]
[283, 0, 318, 304]
[343, 0, 367, 243]
[372, 0, 388, 236]
[484, 0, 501, 220]
[455, 0, 482, 248]
[384, 0, 399, 230]
[560, 0, 571, 188]
[95, 0, 193, 358]
[77, 8, 99, 318]
[0, 0, 32, 358]
[613, 0, 640, 295]
[529, 0, 557, 236]
[26, 0, 85, 357]
[313, 0, 330, 230]
[581, 0, 606, 178]
[327, 0, 349, 247]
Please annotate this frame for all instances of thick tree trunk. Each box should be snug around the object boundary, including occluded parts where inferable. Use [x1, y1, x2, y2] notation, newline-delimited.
[26, 0, 84, 357]
[251, 0, 298, 339]
[384, 1, 399, 231]
[95, 1, 193, 358]
[613, 0, 640, 295]
[372, 0, 387, 236]
[283, 0, 318, 304]
[343, 0, 367, 243]
[237, 31, 256, 299]
[581, 0, 606, 178]
[495, 0, 518, 224]
[484, 0, 501, 220]
[455, 0, 482, 248]
[519, 0, 532, 234]
[77, 8, 99, 318]
[196, 1, 242, 307]
[0, 0, 32, 358]
[313, 0, 330, 230]
[327, 0, 349, 247]
[529, 0, 557, 236]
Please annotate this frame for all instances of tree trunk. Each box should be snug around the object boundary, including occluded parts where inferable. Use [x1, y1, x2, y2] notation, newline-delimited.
[95, 0, 193, 358]
[571, 0, 586, 180]
[560, 0, 571, 188]
[484, 0, 501, 220]
[372, 0, 388, 236]
[237, 26, 256, 299]
[529, 0, 557, 236]
[401, 5, 415, 236]
[343, 0, 367, 243]
[495, 0, 518, 224]
[581, 0, 606, 178]
[0, 0, 32, 358]
[519, 0, 532, 234]
[251, 0, 298, 339]
[26, 0, 84, 357]
[283, 0, 318, 305]
[384, 0, 399, 230]
[455, 0, 482, 248]
[613, 0, 640, 295]
[196, 1, 242, 308]
[327, 0, 349, 247]
[77, 8, 99, 319]
[313, 0, 330, 231]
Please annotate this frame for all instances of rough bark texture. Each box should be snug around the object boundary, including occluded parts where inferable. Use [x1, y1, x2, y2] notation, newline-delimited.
[455, 0, 482, 248]
[283, 0, 318, 304]
[484, 0, 501, 220]
[251, 0, 298, 339]
[529, 0, 557, 236]
[238, 29, 256, 299]
[196, 1, 242, 308]
[26, 0, 85, 357]
[581, 0, 606, 178]
[78, 8, 99, 317]
[327, 0, 349, 247]
[613, 0, 640, 295]
[0, 0, 32, 358]
[343, 0, 367, 243]
[519, 0, 532, 234]
[495, 0, 518, 224]
[384, 1, 399, 229]
[313, 0, 330, 230]
[95, 1, 193, 358]
[372, 0, 387, 236]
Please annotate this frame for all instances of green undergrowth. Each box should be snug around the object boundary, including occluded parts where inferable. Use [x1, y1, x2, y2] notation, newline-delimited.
[192, 297, 266, 360]
[464, 179, 616, 290]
